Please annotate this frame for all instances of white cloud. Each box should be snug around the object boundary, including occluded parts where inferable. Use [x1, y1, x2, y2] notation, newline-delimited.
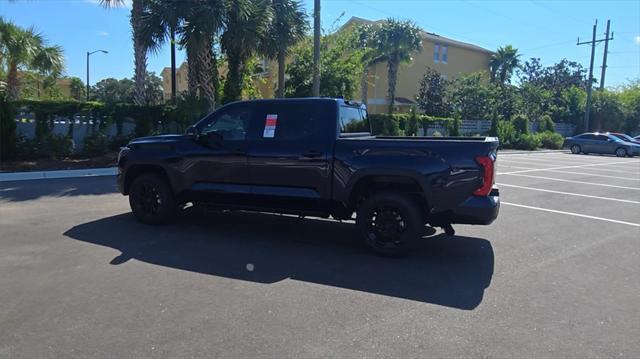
[634, 35, 640, 45]
[97, 31, 110, 37]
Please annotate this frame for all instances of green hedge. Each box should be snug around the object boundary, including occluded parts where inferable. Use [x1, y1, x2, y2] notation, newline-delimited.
[368, 113, 454, 136]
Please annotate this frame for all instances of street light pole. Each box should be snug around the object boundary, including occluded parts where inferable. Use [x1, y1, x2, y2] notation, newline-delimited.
[86, 50, 108, 101]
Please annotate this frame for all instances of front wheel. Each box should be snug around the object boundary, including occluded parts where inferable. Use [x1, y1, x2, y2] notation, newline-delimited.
[129, 173, 177, 225]
[356, 192, 424, 256]
[615, 147, 628, 157]
[570, 144, 581, 154]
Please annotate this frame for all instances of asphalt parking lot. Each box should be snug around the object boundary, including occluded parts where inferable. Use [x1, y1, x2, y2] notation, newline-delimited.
[1, 151, 639, 358]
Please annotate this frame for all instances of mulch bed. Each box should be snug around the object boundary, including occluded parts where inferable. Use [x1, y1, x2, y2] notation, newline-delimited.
[0, 153, 118, 173]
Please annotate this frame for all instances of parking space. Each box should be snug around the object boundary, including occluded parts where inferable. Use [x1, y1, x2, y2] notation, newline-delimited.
[1, 152, 639, 358]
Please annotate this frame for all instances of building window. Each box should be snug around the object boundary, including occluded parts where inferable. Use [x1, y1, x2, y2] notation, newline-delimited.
[433, 44, 440, 63]
[441, 45, 448, 64]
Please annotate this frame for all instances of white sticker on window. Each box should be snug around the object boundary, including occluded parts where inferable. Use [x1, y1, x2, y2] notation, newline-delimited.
[263, 114, 278, 138]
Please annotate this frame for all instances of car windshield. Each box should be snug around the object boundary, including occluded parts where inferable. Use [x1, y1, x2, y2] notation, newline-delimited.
[613, 134, 634, 142]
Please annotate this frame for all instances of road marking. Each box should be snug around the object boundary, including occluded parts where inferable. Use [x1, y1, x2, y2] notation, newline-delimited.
[500, 163, 640, 175]
[498, 160, 638, 175]
[499, 173, 640, 190]
[0, 167, 118, 182]
[497, 183, 640, 204]
[499, 168, 638, 181]
[501, 201, 640, 227]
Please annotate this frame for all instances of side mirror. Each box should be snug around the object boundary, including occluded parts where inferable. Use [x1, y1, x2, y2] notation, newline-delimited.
[186, 125, 198, 136]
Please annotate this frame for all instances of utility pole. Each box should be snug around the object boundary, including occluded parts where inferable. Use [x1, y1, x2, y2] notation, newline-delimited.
[599, 20, 613, 90]
[312, 0, 321, 97]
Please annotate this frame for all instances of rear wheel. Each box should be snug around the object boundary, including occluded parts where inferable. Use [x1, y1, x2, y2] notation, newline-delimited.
[615, 147, 628, 157]
[129, 173, 177, 225]
[356, 192, 423, 256]
[570, 144, 581, 154]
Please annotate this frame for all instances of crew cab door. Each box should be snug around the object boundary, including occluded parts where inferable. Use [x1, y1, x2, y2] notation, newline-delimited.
[247, 101, 333, 209]
[183, 103, 253, 197]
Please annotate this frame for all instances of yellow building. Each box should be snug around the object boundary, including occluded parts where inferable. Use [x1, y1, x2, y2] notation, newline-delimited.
[344, 17, 493, 113]
[160, 16, 492, 113]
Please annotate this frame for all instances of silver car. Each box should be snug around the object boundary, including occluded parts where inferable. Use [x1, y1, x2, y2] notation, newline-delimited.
[563, 132, 640, 157]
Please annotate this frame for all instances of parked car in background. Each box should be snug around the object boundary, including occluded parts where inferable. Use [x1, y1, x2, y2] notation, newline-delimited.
[563, 132, 640, 157]
[608, 132, 640, 145]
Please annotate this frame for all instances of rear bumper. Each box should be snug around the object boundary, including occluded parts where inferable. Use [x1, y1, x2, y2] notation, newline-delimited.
[429, 188, 500, 226]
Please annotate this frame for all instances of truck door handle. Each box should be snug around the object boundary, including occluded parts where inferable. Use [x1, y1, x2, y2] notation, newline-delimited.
[301, 150, 321, 158]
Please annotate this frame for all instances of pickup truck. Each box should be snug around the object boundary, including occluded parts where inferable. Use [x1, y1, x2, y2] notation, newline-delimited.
[117, 98, 499, 255]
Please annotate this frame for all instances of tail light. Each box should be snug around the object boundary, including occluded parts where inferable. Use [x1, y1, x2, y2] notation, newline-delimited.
[473, 155, 495, 196]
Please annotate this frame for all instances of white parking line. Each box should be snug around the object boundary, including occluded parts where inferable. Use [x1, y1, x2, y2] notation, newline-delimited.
[498, 160, 637, 175]
[497, 183, 640, 204]
[499, 167, 638, 181]
[500, 173, 640, 190]
[501, 201, 640, 228]
[499, 163, 640, 175]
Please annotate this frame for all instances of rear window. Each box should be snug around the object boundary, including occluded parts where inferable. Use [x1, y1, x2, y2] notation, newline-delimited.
[339, 106, 369, 135]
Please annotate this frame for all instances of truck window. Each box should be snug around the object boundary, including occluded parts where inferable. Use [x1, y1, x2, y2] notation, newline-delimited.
[199, 107, 252, 141]
[254, 103, 328, 141]
[339, 106, 369, 135]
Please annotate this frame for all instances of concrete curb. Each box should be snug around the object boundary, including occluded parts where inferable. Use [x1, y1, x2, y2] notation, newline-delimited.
[0, 167, 117, 182]
[498, 150, 569, 155]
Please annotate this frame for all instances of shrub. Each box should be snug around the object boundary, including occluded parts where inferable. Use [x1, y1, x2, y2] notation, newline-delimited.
[449, 117, 461, 136]
[538, 131, 564, 149]
[538, 114, 555, 133]
[496, 120, 517, 148]
[515, 133, 541, 150]
[46, 134, 74, 159]
[512, 114, 529, 134]
[432, 131, 443, 137]
[0, 92, 17, 162]
[83, 133, 109, 157]
[14, 136, 40, 160]
[108, 134, 134, 152]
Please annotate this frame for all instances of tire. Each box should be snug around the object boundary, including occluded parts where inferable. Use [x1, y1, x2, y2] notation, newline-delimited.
[129, 173, 177, 225]
[570, 144, 581, 154]
[615, 147, 627, 157]
[356, 192, 424, 256]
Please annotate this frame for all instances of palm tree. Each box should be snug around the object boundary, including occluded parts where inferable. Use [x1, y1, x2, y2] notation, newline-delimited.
[100, 0, 147, 105]
[221, 0, 272, 103]
[0, 18, 65, 101]
[489, 45, 520, 85]
[68, 77, 85, 100]
[140, 0, 182, 102]
[31, 45, 64, 97]
[179, 0, 227, 110]
[372, 19, 423, 114]
[261, 0, 307, 98]
[352, 23, 380, 106]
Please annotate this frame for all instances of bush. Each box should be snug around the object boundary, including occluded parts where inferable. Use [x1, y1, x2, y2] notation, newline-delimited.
[538, 114, 555, 132]
[108, 134, 134, 152]
[46, 134, 74, 159]
[448, 117, 461, 136]
[432, 131, 443, 137]
[514, 133, 541, 150]
[512, 114, 529, 134]
[538, 131, 564, 149]
[0, 92, 17, 162]
[83, 133, 109, 157]
[496, 120, 517, 148]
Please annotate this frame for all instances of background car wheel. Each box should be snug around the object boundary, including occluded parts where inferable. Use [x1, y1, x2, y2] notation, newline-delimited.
[356, 192, 423, 256]
[570, 144, 581, 154]
[129, 173, 177, 225]
[615, 147, 628, 157]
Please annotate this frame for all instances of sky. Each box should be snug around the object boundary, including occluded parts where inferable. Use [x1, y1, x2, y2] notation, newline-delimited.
[1, 0, 639, 89]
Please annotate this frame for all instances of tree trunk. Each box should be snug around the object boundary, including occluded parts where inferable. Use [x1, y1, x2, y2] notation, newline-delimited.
[360, 66, 369, 106]
[276, 50, 286, 98]
[170, 28, 177, 102]
[223, 55, 243, 104]
[131, 0, 147, 106]
[198, 37, 216, 112]
[6, 63, 20, 101]
[387, 60, 398, 114]
[186, 45, 199, 97]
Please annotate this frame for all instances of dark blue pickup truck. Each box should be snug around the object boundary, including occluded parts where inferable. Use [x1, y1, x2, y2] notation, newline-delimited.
[117, 98, 499, 255]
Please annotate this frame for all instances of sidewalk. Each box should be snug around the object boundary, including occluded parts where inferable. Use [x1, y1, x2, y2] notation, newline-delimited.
[0, 167, 117, 182]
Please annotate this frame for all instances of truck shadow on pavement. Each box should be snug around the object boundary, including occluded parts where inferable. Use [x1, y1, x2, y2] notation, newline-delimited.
[64, 209, 494, 310]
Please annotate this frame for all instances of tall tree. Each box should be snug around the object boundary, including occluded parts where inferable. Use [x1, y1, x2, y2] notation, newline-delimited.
[100, 0, 147, 105]
[489, 45, 520, 85]
[371, 19, 423, 114]
[140, 0, 182, 102]
[415, 67, 450, 117]
[352, 23, 380, 106]
[261, 0, 307, 98]
[221, 0, 272, 104]
[179, 0, 227, 110]
[31, 45, 64, 97]
[0, 18, 64, 100]
[68, 77, 85, 100]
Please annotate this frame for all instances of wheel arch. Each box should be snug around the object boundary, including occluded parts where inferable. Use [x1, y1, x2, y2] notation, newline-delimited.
[123, 164, 171, 195]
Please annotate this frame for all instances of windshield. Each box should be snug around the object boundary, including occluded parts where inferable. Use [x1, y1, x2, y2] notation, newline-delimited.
[612, 134, 634, 142]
